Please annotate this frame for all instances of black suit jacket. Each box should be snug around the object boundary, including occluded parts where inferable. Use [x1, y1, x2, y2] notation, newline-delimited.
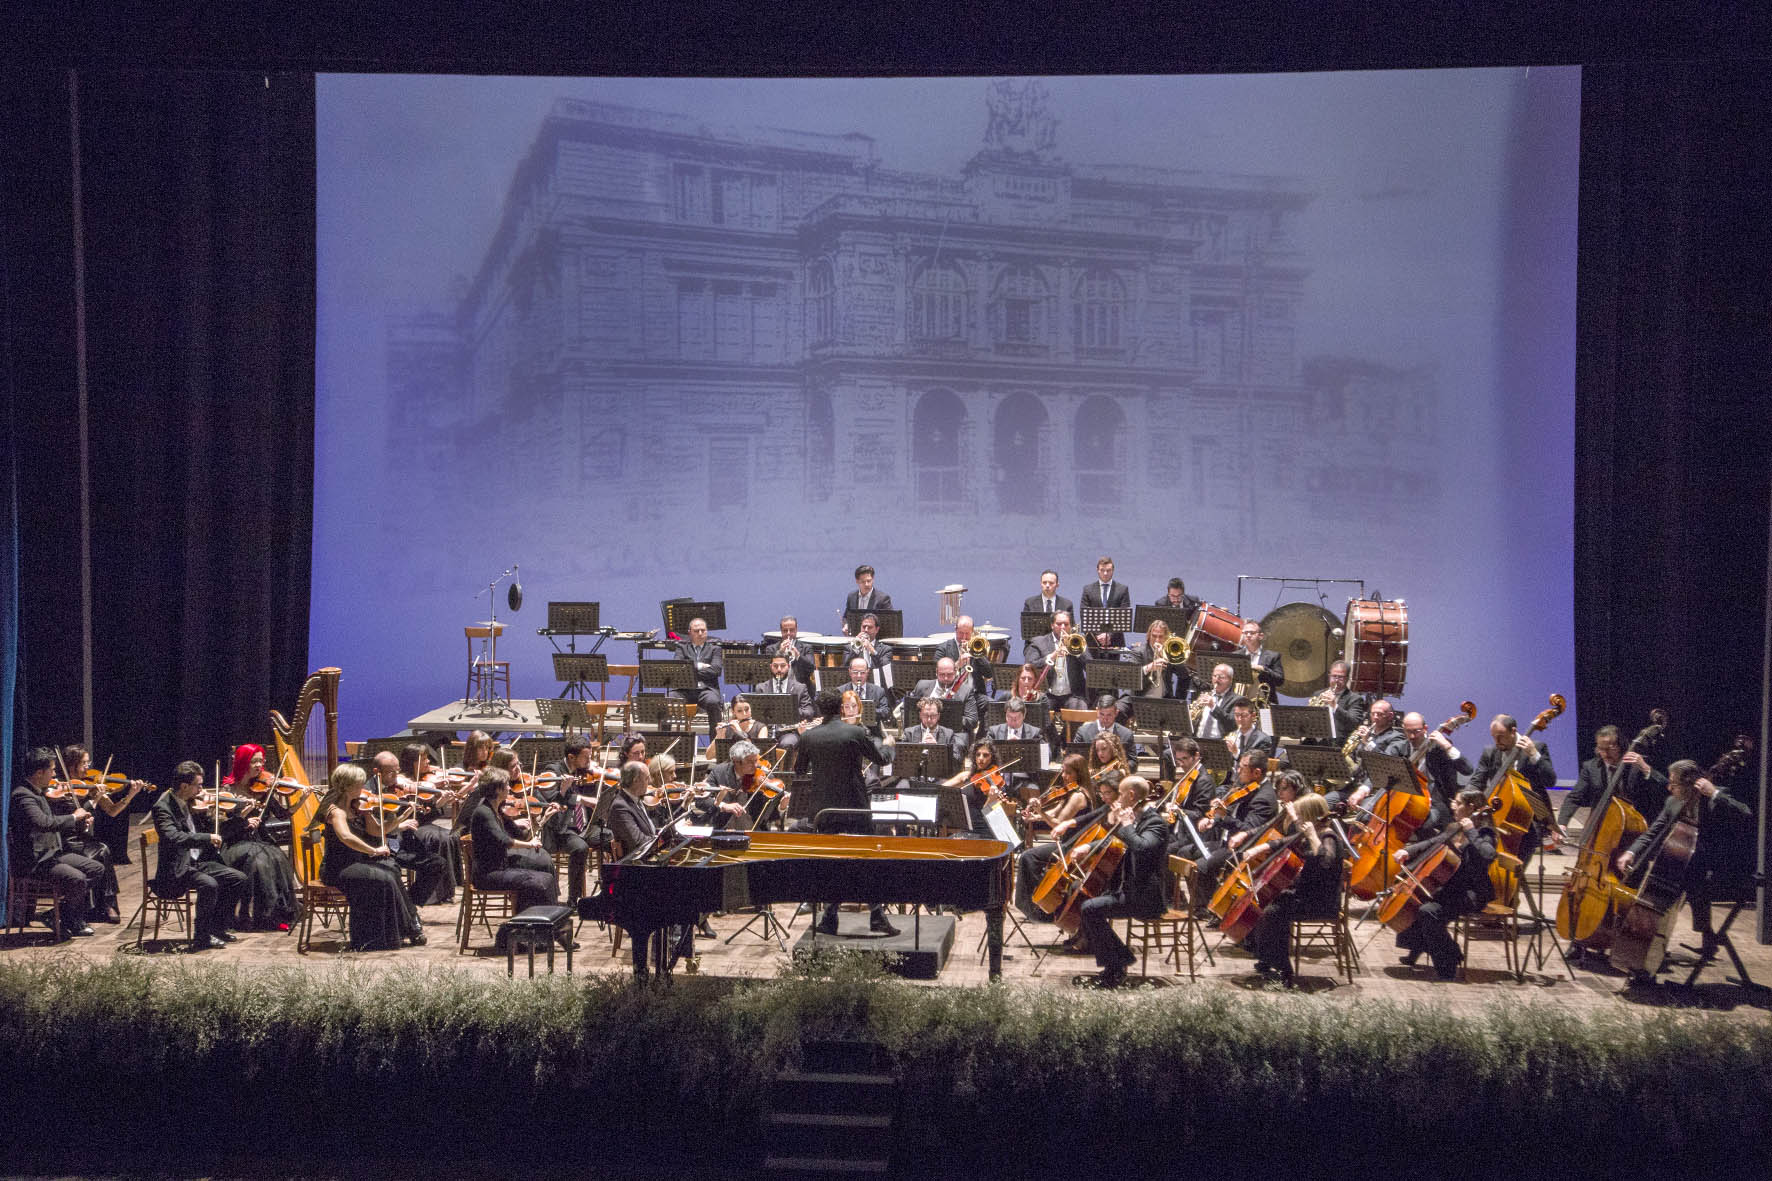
[1567, 756, 1668, 824]
[151, 792, 221, 893]
[1079, 580, 1132, 647]
[756, 675, 815, 721]
[9, 783, 82, 876]
[1188, 688, 1239, 740]
[1245, 648, 1285, 693]
[764, 639, 818, 688]
[1128, 641, 1189, 699]
[1223, 781, 1279, 839]
[1407, 739, 1474, 810]
[604, 790, 658, 858]
[1331, 690, 1373, 739]
[986, 722, 1043, 744]
[1152, 593, 1203, 616]
[843, 589, 893, 625]
[900, 724, 965, 766]
[1075, 720, 1137, 755]
[1626, 787, 1751, 874]
[675, 640, 723, 692]
[1115, 807, 1173, 917]
[1225, 727, 1276, 762]
[933, 638, 994, 698]
[793, 720, 892, 824]
[1022, 593, 1075, 617]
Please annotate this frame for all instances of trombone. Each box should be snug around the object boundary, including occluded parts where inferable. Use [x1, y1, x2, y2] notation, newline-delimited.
[1149, 634, 1192, 689]
[955, 633, 992, 679]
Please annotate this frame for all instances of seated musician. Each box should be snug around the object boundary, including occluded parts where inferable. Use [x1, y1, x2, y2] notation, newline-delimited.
[62, 743, 147, 866]
[1023, 569, 1075, 617]
[1086, 732, 1131, 792]
[150, 761, 249, 951]
[368, 750, 449, 907]
[1616, 759, 1751, 962]
[207, 744, 296, 932]
[1160, 735, 1220, 859]
[987, 696, 1045, 756]
[463, 768, 560, 928]
[716, 694, 769, 743]
[935, 615, 994, 700]
[701, 739, 772, 831]
[38, 746, 122, 920]
[840, 563, 892, 634]
[847, 612, 894, 681]
[8, 746, 108, 939]
[313, 763, 426, 950]
[950, 738, 1021, 840]
[671, 616, 724, 737]
[400, 742, 466, 904]
[901, 696, 966, 771]
[460, 730, 497, 774]
[1194, 751, 1281, 904]
[1321, 661, 1372, 738]
[605, 759, 696, 977]
[1242, 793, 1345, 983]
[1394, 787, 1498, 979]
[1077, 775, 1171, 988]
[1469, 713, 1561, 870]
[840, 655, 893, 735]
[1237, 620, 1285, 698]
[1014, 754, 1098, 922]
[1155, 576, 1202, 619]
[1079, 555, 1131, 653]
[1558, 725, 1668, 835]
[1075, 693, 1137, 758]
[646, 752, 684, 824]
[536, 736, 605, 904]
[1224, 697, 1274, 765]
[1131, 618, 1190, 702]
[1023, 611, 1088, 712]
[1189, 663, 1237, 740]
[905, 656, 981, 734]
[754, 652, 816, 729]
[767, 615, 818, 688]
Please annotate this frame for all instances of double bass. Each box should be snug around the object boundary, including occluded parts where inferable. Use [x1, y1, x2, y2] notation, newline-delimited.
[1554, 709, 1664, 946]
[1484, 693, 1565, 906]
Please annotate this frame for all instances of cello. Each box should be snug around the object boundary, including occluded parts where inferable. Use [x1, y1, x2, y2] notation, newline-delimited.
[1345, 701, 1476, 899]
[1376, 804, 1497, 933]
[1555, 709, 1664, 946]
[1218, 829, 1309, 943]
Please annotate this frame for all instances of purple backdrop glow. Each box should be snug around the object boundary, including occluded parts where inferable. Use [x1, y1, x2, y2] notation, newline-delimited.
[314, 70, 1581, 767]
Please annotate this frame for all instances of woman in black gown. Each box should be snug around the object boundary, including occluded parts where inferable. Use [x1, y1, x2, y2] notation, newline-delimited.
[312, 763, 424, 950]
[217, 744, 298, 931]
[1243, 792, 1346, 983]
[464, 769, 559, 914]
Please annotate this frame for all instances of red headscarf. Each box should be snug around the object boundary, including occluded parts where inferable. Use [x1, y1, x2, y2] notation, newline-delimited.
[227, 743, 265, 787]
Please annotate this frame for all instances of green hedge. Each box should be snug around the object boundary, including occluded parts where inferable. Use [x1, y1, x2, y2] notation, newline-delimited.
[1, 954, 1767, 1175]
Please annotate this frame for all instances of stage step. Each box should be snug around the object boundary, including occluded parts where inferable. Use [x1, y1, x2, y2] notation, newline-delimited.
[762, 1041, 897, 1176]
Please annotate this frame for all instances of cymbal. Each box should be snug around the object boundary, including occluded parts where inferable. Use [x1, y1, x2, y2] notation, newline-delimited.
[1259, 603, 1341, 697]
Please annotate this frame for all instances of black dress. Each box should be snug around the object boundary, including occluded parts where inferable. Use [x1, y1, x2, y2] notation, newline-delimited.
[1245, 827, 1347, 973]
[220, 802, 298, 929]
[320, 816, 421, 950]
[467, 802, 558, 912]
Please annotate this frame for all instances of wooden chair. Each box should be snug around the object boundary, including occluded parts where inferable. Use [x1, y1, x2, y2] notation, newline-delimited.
[3, 871, 63, 941]
[1454, 900, 1524, 982]
[455, 833, 518, 953]
[129, 829, 193, 949]
[1123, 855, 1209, 981]
[294, 824, 352, 953]
[1057, 708, 1095, 744]
[1289, 866, 1360, 983]
[464, 623, 511, 703]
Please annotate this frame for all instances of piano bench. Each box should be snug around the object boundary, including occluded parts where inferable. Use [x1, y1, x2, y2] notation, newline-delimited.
[502, 905, 575, 977]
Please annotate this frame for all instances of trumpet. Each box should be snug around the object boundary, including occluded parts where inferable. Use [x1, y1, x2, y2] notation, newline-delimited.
[779, 637, 801, 663]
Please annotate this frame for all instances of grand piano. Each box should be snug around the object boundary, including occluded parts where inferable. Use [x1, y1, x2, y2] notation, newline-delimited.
[579, 830, 1015, 979]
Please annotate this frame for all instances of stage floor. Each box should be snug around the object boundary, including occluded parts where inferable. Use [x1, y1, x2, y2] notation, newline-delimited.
[6, 816, 1768, 1021]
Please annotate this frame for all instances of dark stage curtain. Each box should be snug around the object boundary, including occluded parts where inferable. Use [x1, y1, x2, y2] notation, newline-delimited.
[3, 68, 315, 783]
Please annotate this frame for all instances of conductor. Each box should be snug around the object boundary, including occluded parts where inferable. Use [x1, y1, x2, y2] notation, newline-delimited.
[794, 687, 899, 936]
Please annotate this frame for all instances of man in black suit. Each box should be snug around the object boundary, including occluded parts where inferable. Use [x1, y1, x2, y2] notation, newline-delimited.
[1616, 759, 1752, 961]
[1237, 620, 1285, 698]
[838, 655, 893, 735]
[1079, 555, 1132, 651]
[1194, 751, 1281, 899]
[1074, 693, 1137, 756]
[1154, 576, 1203, 619]
[1161, 736, 1220, 858]
[934, 615, 994, 700]
[766, 615, 818, 688]
[671, 616, 723, 736]
[1469, 713, 1560, 874]
[840, 564, 892, 633]
[1190, 662, 1238, 740]
[539, 736, 604, 902]
[7, 747, 104, 940]
[757, 652, 816, 723]
[1076, 775, 1172, 987]
[1401, 711, 1475, 831]
[793, 689, 897, 935]
[1395, 787, 1499, 979]
[605, 759, 695, 977]
[900, 697, 966, 767]
[1343, 698, 1412, 811]
[152, 761, 248, 952]
[1223, 697, 1274, 764]
[1022, 611, 1088, 712]
[1323, 661, 1372, 738]
[700, 740, 771, 831]
[986, 696, 1043, 744]
[1558, 724, 1668, 830]
[847, 612, 893, 681]
[905, 656, 980, 733]
[1022, 569, 1075, 618]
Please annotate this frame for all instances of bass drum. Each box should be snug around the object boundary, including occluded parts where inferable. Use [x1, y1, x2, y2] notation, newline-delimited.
[1187, 603, 1246, 654]
[1343, 599, 1408, 695]
[1259, 602, 1341, 698]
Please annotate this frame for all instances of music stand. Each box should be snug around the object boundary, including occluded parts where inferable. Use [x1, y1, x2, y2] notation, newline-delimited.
[638, 660, 697, 693]
[1079, 606, 1134, 637]
[1133, 604, 1195, 637]
[991, 740, 1047, 779]
[1286, 744, 1352, 791]
[643, 732, 698, 762]
[1270, 705, 1334, 741]
[723, 653, 775, 686]
[631, 694, 696, 732]
[1020, 610, 1055, 643]
[511, 737, 566, 770]
[535, 697, 593, 735]
[738, 692, 801, 730]
[991, 665, 1024, 694]
[662, 600, 727, 635]
[1082, 658, 1142, 694]
[1192, 651, 1254, 693]
[546, 601, 600, 634]
[984, 699, 1051, 730]
[934, 786, 974, 835]
[1196, 740, 1236, 783]
[888, 657, 939, 691]
[551, 652, 610, 701]
[893, 743, 955, 782]
[845, 608, 903, 639]
[1131, 697, 1193, 737]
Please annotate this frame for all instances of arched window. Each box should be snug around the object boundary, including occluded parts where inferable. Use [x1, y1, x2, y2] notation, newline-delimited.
[806, 260, 835, 344]
[991, 264, 1048, 349]
[911, 263, 967, 342]
[912, 389, 967, 509]
[992, 393, 1048, 515]
[1072, 268, 1124, 351]
[1074, 395, 1126, 509]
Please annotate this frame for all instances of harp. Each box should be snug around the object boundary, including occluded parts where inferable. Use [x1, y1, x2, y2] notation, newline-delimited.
[271, 667, 341, 885]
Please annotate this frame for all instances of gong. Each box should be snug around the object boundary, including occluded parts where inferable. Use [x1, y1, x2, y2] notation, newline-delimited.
[1259, 602, 1341, 697]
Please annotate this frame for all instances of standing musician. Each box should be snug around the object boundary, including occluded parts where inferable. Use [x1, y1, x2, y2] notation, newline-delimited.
[1130, 618, 1190, 701]
[1014, 755, 1099, 921]
[792, 688, 899, 937]
[61, 744, 147, 866]
[1394, 787, 1498, 980]
[606, 759, 695, 978]
[1075, 693, 1138, 757]
[1319, 661, 1372, 738]
[1237, 620, 1286, 698]
[150, 761, 248, 952]
[1470, 713, 1561, 872]
[935, 615, 994, 700]
[671, 617, 724, 737]
[1242, 793, 1346, 983]
[313, 763, 426, 949]
[1023, 569, 1075, 618]
[839, 655, 894, 735]
[904, 656, 981, 734]
[1615, 759, 1751, 961]
[8, 747, 109, 939]
[1194, 751, 1281, 902]
[1077, 775, 1171, 988]
[1401, 711, 1474, 832]
[841, 564, 893, 631]
[368, 750, 450, 908]
[537, 735, 604, 904]
[1189, 662, 1238, 740]
[1224, 697, 1275, 764]
[1023, 611, 1089, 712]
[1558, 725, 1668, 833]
[1154, 577, 1203, 619]
[766, 615, 818, 688]
[463, 769, 560, 933]
[1079, 555, 1132, 652]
